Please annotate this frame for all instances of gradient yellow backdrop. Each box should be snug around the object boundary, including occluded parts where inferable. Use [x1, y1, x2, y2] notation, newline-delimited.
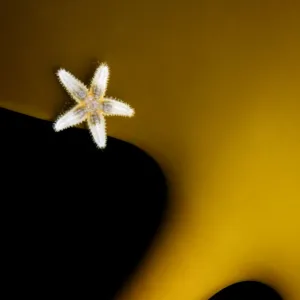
[1, 1, 300, 299]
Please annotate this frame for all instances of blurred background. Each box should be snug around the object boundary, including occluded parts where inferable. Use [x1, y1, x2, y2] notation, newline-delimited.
[1, 1, 300, 299]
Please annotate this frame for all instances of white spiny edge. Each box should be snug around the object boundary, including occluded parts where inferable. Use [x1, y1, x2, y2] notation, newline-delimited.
[91, 63, 110, 95]
[103, 97, 135, 117]
[53, 111, 68, 132]
[56, 68, 88, 102]
[92, 62, 110, 81]
[56, 68, 88, 90]
[88, 113, 108, 149]
[53, 116, 87, 132]
[53, 106, 87, 132]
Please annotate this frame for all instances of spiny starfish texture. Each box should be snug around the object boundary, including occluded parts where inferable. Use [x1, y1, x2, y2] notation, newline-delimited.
[54, 63, 135, 149]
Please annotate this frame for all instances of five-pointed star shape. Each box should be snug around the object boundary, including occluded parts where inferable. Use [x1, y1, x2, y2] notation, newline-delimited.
[53, 63, 135, 149]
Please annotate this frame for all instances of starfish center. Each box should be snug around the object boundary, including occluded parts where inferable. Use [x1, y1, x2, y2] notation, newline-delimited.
[85, 94, 103, 112]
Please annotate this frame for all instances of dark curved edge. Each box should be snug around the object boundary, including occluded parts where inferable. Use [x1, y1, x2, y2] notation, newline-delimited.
[0, 107, 169, 299]
[209, 281, 283, 300]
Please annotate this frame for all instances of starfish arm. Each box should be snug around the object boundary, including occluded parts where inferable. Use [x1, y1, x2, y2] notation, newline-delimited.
[102, 97, 135, 117]
[90, 63, 109, 99]
[57, 69, 88, 103]
[53, 105, 87, 132]
[87, 112, 107, 149]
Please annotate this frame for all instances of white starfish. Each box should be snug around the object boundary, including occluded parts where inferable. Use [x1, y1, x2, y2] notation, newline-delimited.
[54, 63, 135, 149]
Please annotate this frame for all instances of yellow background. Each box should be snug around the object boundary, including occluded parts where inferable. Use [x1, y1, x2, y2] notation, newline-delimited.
[1, 1, 300, 299]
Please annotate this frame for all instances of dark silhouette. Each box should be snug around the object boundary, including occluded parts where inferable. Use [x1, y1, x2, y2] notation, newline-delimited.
[209, 281, 283, 300]
[0, 108, 168, 299]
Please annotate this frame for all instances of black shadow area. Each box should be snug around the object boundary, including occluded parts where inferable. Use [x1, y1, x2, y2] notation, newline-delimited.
[209, 281, 283, 300]
[0, 108, 168, 299]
